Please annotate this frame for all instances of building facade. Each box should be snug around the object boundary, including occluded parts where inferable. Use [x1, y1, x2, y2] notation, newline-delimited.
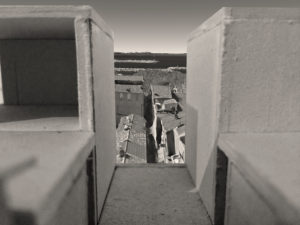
[115, 76, 144, 124]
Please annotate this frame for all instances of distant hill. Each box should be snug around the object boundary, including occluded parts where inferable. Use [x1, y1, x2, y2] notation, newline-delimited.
[114, 52, 186, 69]
[114, 52, 186, 95]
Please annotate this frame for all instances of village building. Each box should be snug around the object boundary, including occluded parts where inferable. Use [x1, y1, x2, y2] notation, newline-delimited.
[149, 83, 185, 163]
[116, 114, 147, 164]
[150, 84, 173, 111]
[115, 84, 144, 124]
[156, 111, 185, 163]
[115, 76, 144, 124]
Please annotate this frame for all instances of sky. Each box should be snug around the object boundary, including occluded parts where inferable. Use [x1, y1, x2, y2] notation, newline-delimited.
[0, 0, 300, 53]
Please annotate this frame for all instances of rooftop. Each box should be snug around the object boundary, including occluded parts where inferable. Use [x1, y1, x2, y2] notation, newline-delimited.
[115, 84, 144, 94]
[158, 111, 185, 132]
[163, 99, 177, 105]
[151, 84, 172, 99]
[116, 114, 146, 163]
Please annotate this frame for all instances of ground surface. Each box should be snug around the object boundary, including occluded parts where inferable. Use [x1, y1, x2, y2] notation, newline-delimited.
[99, 166, 212, 225]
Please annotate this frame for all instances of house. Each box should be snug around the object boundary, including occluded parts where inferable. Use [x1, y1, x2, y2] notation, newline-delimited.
[115, 84, 144, 124]
[150, 84, 174, 112]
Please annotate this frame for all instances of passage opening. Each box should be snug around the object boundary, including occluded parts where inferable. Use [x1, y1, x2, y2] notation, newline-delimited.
[114, 52, 186, 164]
[0, 18, 79, 131]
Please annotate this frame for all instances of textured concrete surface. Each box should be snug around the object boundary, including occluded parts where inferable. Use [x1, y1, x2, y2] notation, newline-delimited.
[100, 166, 211, 225]
[0, 5, 115, 225]
[0, 131, 94, 225]
[187, 7, 300, 221]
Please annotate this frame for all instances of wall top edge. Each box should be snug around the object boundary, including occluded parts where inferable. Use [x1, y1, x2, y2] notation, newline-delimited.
[2, 131, 95, 225]
[188, 7, 300, 42]
[218, 132, 300, 224]
[0, 5, 114, 39]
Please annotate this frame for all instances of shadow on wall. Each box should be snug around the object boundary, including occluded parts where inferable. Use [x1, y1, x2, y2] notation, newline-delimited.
[187, 103, 220, 223]
[144, 94, 154, 128]
[186, 103, 198, 181]
[11, 211, 36, 225]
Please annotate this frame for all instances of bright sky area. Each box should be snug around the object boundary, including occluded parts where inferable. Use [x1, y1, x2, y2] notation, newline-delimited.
[0, 0, 300, 52]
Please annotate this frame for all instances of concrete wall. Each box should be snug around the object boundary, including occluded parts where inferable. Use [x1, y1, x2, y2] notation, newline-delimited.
[47, 165, 89, 225]
[187, 7, 300, 222]
[0, 183, 10, 225]
[186, 9, 224, 219]
[0, 40, 77, 105]
[225, 164, 276, 225]
[91, 22, 116, 218]
[219, 9, 300, 133]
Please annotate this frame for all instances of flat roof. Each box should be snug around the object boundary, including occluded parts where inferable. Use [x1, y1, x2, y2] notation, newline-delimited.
[158, 112, 185, 132]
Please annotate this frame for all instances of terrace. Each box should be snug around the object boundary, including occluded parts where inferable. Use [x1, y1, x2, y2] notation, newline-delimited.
[1, 6, 300, 225]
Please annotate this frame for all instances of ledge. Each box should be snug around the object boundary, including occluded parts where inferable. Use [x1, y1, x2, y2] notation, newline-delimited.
[0, 105, 79, 131]
[218, 132, 300, 224]
[0, 131, 95, 225]
[0, 5, 113, 40]
[188, 7, 300, 42]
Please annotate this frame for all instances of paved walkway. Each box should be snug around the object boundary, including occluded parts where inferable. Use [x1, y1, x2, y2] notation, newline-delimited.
[99, 166, 212, 225]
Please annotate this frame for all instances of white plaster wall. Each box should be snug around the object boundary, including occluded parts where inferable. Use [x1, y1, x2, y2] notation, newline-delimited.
[220, 19, 300, 132]
[91, 22, 115, 218]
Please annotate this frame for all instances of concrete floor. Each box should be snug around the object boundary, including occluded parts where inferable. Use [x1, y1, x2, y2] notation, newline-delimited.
[99, 166, 212, 225]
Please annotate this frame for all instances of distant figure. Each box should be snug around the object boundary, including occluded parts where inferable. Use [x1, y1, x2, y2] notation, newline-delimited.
[172, 86, 178, 93]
